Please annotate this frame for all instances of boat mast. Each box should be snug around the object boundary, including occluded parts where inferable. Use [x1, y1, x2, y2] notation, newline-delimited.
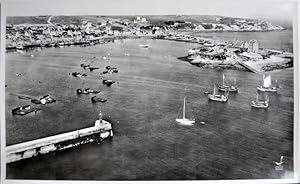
[256, 94, 258, 102]
[223, 74, 225, 86]
[213, 85, 216, 95]
[183, 96, 186, 119]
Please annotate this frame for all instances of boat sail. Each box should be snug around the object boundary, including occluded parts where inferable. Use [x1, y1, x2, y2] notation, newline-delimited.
[208, 85, 228, 102]
[218, 73, 238, 92]
[251, 94, 269, 108]
[176, 96, 195, 126]
[257, 74, 278, 92]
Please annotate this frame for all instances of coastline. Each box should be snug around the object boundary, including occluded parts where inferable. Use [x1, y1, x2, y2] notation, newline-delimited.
[6, 31, 293, 73]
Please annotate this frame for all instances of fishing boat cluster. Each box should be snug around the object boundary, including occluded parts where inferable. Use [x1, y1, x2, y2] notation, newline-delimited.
[11, 55, 119, 116]
[177, 74, 279, 126]
[72, 59, 119, 103]
[11, 95, 56, 116]
[206, 73, 278, 108]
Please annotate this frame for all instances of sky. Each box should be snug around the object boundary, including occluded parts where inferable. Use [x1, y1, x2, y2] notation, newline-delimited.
[3, 0, 296, 23]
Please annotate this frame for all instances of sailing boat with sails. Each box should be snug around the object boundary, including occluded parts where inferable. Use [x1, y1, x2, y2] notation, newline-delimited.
[218, 73, 238, 92]
[251, 94, 269, 108]
[176, 96, 195, 126]
[208, 85, 228, 102]
[257, 74, 278, 92]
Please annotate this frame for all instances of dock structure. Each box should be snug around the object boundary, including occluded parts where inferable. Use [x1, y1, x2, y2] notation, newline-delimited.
[237, 60, 260, 73]
[6, 120, 113, 163]
[265, 49, 284, 54]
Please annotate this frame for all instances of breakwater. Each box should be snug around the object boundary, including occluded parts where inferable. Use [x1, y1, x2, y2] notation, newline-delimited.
[6, 120, 113, 163]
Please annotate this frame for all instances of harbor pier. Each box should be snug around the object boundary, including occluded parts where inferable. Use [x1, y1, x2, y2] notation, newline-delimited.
[6, 120, 113, 163]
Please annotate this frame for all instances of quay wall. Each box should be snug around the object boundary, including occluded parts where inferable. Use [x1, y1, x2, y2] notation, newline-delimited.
[6, 120, 113, 163]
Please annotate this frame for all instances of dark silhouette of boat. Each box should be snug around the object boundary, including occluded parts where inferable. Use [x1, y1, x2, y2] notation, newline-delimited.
[102, 79, 115, 86]
[77, 88, 100, 94]
[12, 105, 40, 116]
[81, 64, 99, 71]
[103, 66, 118, 74]
[71, 72, 87, 77]
[31, 95, 56, 105]
[89, 67, 100, 71]
[91, 96, 107, 103]
[18, 95, 31, 100]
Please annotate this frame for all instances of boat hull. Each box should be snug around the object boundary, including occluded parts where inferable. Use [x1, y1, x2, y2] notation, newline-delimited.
[176, 118, 195, 126]
[251, 101, 268, 108]
[218, 86, 238, 92]
[257, 86, 277, 92]
[208, 94, 228, 102]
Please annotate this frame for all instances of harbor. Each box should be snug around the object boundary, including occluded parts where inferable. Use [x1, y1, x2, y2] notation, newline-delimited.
[6, 38, 294, 179]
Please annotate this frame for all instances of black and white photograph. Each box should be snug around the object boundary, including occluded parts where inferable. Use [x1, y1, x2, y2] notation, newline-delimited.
[1, 0, 300, 182]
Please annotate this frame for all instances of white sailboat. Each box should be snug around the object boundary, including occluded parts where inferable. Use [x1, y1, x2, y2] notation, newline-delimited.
[257, 74, 278, 92]
[218, 74, 238, 92]
[208, 85, 228, 102]
[251, 94, 269, 108]
[176, 96, 195, 126]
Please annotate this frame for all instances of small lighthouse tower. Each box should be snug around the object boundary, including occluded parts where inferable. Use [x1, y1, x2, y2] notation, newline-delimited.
[98, 111, 103, 123]
[95, 110, 103, 128]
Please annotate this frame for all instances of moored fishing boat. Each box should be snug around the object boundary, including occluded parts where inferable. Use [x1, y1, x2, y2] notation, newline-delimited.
[208, 85, 228, 102]
[77, 88, 100, 95]
[257, 74, 278, 92]
[31, 95, 56, 105]
[91, 96, 107, 103]
[251, 94, 269, 108]
[102, 79, 115, 86]
[12, 105, 40, 116]
[218, 74, 238, 92]
[71, 72, 87, 77]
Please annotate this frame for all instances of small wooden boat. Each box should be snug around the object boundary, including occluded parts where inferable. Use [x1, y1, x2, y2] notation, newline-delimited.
[89, 67, 100, 72]
[105, 66, 118, 72]
[80, 64, 90, 69]
[91, 96, 107, 103]
[12, 105, 40, 116]
[71, 72, 87, 77]
[31, 95, 56, 105]
[251, 94, 269, 108]
[102, 79, 115, 86]
[77, 88, 100, 95]
[40, 95, 56, 105]
[18, 95, 31, 100]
